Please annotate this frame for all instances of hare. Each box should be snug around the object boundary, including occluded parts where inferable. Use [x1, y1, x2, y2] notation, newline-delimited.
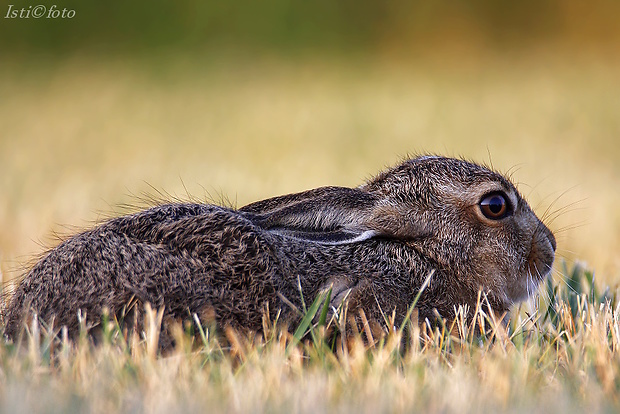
[3, 156, 556, 344]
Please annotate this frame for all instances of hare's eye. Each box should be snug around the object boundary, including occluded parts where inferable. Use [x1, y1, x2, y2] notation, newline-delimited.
[479, 193, 509, 220]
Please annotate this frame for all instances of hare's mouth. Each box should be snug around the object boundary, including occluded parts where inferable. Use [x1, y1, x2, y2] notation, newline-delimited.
[527, 225, 556, 283]
[507, 228, 556, 304]
[527, 257, 554, 284]
[513, 232, 555, 304]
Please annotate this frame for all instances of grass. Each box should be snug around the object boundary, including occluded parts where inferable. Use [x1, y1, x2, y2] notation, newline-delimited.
[0, 263, 619, 413]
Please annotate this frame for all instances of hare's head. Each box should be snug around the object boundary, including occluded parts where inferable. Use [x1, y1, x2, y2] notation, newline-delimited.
[361, 156, 556, 306]
[241, 155, 556, 308]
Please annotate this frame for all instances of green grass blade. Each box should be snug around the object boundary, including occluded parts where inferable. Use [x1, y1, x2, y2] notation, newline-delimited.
[398, 270, 435, 336]
[287, 290, 328, 353]
[317, 287, 333, 327]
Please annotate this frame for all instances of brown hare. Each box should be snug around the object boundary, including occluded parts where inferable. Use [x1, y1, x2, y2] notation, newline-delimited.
[3, 156, 556, 344]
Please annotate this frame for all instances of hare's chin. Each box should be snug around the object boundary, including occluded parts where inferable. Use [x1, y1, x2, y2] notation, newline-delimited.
[508, 256, 554, 304]
[509, 257, 553, 304]
[506, 273, 543, 304]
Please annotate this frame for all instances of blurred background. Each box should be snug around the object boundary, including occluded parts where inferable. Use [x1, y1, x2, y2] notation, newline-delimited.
[1, 0, 619, 285]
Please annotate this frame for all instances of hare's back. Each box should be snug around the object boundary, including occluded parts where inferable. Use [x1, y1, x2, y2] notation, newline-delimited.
[4, 203, 283, 337]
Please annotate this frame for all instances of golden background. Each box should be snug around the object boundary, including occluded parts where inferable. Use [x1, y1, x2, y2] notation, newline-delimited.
[1, 1, 619, 284]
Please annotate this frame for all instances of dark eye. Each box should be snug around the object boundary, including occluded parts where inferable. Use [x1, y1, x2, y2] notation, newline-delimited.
[479, 193, 509, 220]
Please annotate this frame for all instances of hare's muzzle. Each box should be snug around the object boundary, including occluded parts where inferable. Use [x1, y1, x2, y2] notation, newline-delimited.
[527, 221, 556, 282]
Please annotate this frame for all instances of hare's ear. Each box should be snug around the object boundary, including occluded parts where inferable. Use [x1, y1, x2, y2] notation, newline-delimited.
[240, 186, 430, 245]
[239, 186, 380, 245]
[239, 186, 367, 214]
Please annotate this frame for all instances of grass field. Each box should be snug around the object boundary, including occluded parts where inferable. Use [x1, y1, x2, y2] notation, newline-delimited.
[1, 53, 620, 412]
[1, 264, 619, 412]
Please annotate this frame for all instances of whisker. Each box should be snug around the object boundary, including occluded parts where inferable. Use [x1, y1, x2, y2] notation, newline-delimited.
[542, 201, 587, 226]
[552, 223, 588, 234]
[505, 164, 526, 185]
[538, 186, 583, 224]
[551, 267, 581, 296]
[554, 248, 580, 257]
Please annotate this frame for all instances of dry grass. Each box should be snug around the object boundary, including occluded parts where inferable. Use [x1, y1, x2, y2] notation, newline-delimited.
[1, 265, 619, 413]
[1, 53, 620, 412]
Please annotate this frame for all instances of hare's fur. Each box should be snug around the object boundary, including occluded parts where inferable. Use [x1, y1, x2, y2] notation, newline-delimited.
[3, 156, 556, 342]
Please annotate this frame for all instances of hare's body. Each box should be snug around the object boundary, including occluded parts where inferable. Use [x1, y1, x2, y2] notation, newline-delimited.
[3, 156, 556, 342]
[4, 204, 438, 336]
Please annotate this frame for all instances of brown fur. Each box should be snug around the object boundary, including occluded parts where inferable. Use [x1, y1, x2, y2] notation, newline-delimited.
[3, 156, 556, 344]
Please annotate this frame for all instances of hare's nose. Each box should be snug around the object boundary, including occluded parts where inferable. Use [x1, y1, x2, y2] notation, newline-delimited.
[541, 223, 556, 252]
[549, 232, 557, 252]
